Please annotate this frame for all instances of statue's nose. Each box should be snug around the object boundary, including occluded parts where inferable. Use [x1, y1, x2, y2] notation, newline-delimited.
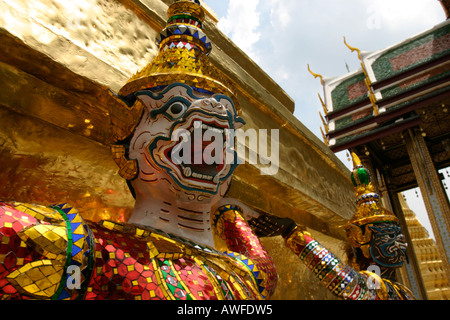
[190, 98, 227, 115]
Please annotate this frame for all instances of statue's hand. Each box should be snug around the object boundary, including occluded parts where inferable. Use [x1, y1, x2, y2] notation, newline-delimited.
[213, 198, 261, 221]
[248, 214, 298, 238]
[212, 199, 303, 239]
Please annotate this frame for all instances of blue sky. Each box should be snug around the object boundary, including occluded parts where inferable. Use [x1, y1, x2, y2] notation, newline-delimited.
[205, 0, 449, 239]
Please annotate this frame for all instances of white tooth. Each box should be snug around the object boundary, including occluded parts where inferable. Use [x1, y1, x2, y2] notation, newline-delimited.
[213, 175, 219, 184]
[202, 124, 208, 130]
[192, 172, 201, 178]
[194, 121, 202, 129]
[183, 167, 192, 177]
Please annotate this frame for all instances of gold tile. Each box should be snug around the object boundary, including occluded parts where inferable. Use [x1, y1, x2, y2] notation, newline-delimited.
[23, 284, 40, 294]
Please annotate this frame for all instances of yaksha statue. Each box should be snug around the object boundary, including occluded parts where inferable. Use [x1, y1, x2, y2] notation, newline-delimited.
[250, 152, 415, 300]
[0, 0, 414, 300]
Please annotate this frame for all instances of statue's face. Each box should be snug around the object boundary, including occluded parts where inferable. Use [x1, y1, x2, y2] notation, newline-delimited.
[369, 222, 408, 267]
[128, 83, 244, 205]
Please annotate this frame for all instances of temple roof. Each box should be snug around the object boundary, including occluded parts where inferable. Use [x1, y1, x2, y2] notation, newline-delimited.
[318, 19, 450, 191]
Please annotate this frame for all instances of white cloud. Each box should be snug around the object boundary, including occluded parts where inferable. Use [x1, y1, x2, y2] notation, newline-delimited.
[218, 0, 262, 62]
[269, 0, 291, 29]
[364, 0, 444, 31]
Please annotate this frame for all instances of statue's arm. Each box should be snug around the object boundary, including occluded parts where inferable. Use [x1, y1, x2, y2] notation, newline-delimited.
[283, 225, 389, 300]
[212, 205, 277, 299]
[248, 213, 397, 300]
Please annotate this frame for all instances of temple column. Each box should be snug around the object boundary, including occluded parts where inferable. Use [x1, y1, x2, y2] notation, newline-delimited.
[385, 180, 428, 300]
[404, 128, 450, 282]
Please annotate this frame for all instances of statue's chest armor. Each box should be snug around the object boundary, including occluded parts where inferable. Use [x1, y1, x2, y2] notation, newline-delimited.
[85, 221, 261, 300]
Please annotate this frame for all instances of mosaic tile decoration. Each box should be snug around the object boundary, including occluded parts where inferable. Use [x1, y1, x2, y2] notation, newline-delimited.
[1, 201, 279, 300]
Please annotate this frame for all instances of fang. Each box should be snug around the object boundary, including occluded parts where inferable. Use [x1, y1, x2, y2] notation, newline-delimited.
[183, 167, 192, 177]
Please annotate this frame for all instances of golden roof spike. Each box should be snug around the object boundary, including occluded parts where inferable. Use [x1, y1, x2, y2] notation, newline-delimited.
[343, 36, 362, 61]
[344, 37, 379, 117]
[307, 64, 324, 86]
[319, 111, 328, 134]
[369, 94, 379, 116]
[320, 127, 329, 146]
[318, 93, 328, 116]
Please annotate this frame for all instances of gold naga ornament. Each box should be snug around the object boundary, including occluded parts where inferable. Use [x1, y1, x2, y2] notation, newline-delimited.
[345, 152, 399, 259]
[107, 0, 239, 181]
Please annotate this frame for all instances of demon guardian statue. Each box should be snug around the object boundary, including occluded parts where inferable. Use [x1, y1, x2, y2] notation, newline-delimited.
[0, 0, 414, 300]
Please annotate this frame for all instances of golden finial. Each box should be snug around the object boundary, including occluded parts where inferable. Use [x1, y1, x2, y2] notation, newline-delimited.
[318, 93, 328, 116]
[369, 93, 379, 116]
[320, 127, 329, 146]
[319, 111, 329, 134]
[307, 64, 324, 86]
[343, 36, 362, 61]
[343, 37, 379, 117]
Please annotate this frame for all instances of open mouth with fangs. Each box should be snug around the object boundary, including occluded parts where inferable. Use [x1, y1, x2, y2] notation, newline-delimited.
[150, 113, 235, 193]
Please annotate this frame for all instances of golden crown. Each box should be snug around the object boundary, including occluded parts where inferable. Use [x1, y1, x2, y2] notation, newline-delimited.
[345, 153, 398, 252]
[118, 0, 235, 100]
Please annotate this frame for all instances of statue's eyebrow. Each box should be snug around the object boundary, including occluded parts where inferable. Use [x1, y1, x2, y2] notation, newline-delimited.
[149, 97, 192, 120]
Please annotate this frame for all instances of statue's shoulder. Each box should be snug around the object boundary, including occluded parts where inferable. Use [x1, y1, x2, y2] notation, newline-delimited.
[0, 202, 94, 300]
[0, 201, 91, 242]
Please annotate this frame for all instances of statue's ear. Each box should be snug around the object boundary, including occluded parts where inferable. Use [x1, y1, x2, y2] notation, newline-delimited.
[107, 90, 144, 143]
[233, 116, 246, 130]
[214, 95, 246, 130]
[346, 224, 372, 248]
[111, 145, 139, 181]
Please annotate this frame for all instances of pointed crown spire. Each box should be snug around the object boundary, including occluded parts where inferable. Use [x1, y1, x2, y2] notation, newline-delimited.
[118, 0, 236, 103]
